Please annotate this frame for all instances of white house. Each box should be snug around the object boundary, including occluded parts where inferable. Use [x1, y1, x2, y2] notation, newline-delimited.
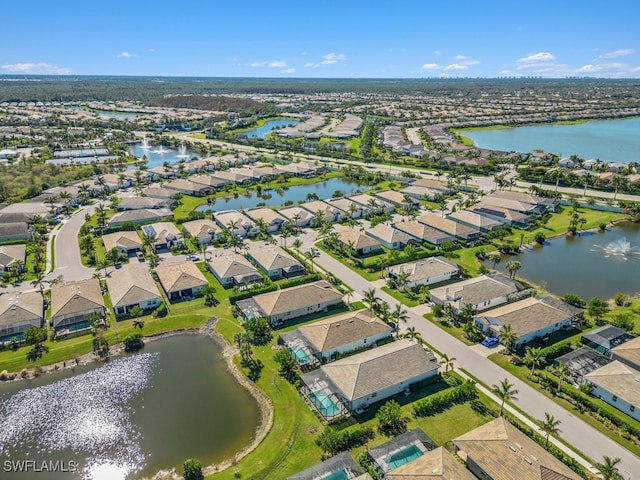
[430, 274, 519, 314]
[586, 361, 640, 422]
[387, 256, 459, 289]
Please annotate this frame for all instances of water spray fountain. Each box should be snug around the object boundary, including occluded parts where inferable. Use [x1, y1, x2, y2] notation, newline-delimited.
[176, 143, 189, 160]
[590, 236, 640, 260]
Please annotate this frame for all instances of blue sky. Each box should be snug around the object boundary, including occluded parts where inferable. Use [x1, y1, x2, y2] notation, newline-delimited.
[2, 0, 639, 78]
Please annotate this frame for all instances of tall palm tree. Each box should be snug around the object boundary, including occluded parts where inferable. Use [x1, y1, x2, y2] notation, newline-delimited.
[523, 346, 546, 375]
[489, 253, 502, 270]
[596, 456, 623, 480]
[505, 260, 522, 279]
[292, 238, 302, 250]
[391, 303, 409, 338]
[395, 269, 411, 292]
[553, 361, 569, 393]
[280, 229, 291, 248]
[362, 288, 380, 313]
[498, 324, 519, 352]
[539, 412, 561, 448]
[404, 326, 421, 342]
[303, 250, 315, 273]
[378, 301, 391, 325]
[491, 378, 518, 416]
[439, 353, 456, 377]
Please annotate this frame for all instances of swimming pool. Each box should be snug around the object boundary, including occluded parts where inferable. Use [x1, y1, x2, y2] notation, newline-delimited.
[384, 444, 424, 470]
[323, 471, 350, 480]
[292, 347, 313, 364]
[310, 390, 341, 417]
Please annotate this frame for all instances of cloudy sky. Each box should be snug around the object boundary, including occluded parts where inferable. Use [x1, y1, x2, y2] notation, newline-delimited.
[1, 0, 639, 78]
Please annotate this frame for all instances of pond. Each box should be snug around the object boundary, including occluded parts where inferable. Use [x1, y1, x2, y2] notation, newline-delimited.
[196, 177, 366, 213]
[486, 221, 640, 301]
[0, 334, 260, 480]
[129, 143, 199, 169]
[240, 119, 299, 139]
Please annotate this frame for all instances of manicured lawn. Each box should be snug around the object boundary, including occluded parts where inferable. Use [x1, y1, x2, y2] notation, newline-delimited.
[423, 313, 474, 346]
[381, 286, 420, 307]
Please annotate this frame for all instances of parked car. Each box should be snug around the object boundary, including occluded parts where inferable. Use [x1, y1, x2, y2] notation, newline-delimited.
[187, 254, 200, 261]
[481, 336, 499, 348]
[136, 251, 145, 262]
[311, 247, 321, 257]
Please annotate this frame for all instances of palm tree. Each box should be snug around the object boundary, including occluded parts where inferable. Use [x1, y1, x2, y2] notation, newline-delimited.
[391, 303, 409, 337]
[498, 324, 519, 352]
[58, 191, 72, 213]
[596, 456, 623, 480]
[303, 250, 315, 273]
[439, 353, 456, 377]
[95, 204, 108, 231]
[95, 257, 109, 278]
[45, 195, 59, 216]
[395, 269, 411, 292]
[523, 346, 546, 375]
[491, 378, 519, 416]
[378, 301, 391, 325]
[489, 253, 502, 270]
[553, 361, 569, 393]
[30, 271, 48, 294]
[505, 260, 522, 279]
[226, 219, 240, 237]
[404, 326, 421, 342]
[280, 229, 291, 248]
[292, 238, 302, 250]
[362, 288, 380, 313]
[539, 412, 561, 448]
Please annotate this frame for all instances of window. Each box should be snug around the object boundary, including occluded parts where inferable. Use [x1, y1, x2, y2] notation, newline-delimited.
[630, 405, 635, 412]
[612, 395, 618, 402]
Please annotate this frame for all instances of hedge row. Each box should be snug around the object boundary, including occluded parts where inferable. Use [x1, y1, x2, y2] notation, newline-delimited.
[538, 341, 574, 364]
[316, 424, 375, 456]
[413, 381, 478, 417]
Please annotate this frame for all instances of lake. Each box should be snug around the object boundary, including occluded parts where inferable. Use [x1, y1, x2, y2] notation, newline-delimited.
[461, 117, 640, 164]
[241, 119, 299, 139]
[196, 177, 366, 212]
[0, 334, 260, 480]
[487, 221, 640, 301]
[129, 144, 199, 169]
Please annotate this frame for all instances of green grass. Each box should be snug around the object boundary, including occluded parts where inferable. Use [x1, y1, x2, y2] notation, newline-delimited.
[423, 313, 474, 346]
[381, 286, 420, 307]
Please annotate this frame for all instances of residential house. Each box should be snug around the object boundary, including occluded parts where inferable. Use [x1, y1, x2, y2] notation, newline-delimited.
[235, 280, 343, 325]
[326, 197, 364, 219]
[164, 178, 208, 196]
[287, 452, 365, 480]
[299, 339, 439, 418]
[417, 212, 481, 243]
[0, 291, 44, 342]
[555, 347, 611, 385]
[336, 230, 382, 256]
[141, 222, 184, 251]
[207, 251, 262, 287]
[368, 429, 437, 476]
[366, 224, 413, 250]
[141, 186, 177, 201]
[386, 446, 476, 480]
[214, 210, 258, 237]
[244, 207, 287, 233]
[470, 202, 533, 227]
[280, 309, 393, 364]
[189, 175, 227, 192]
[102, 230, 143, 256]
[387, 257, 459, 289]
[211, 169, 253, 185]
[278, 206, 314, 228]
[430, 273, 519, 314]
[400, 185, 441, 201]
[611, 336, 640, 369]
[454, 417, 582, 480]
[117, 196, 175, 210]
[155, 261, 208, 301]
[246, 245, 305, 279]
[147, 166, 175, 180]
[278, 161, 319, 177]
[182, 219, 222, 245]
[558, 157, 577, 168]
[0, 244, 26, 272]
[373, 190, 419, 210]
[481, 191, 555, 215]
[392, 220, 455, 245]
[410, 178, 451, 193]
[585, 361, 640, 422]
[447, 210, 503, 232]
[51, 279, 106, 334]
[581, 325, 635, 354]
[474, 297, 574, 347]
[108, 208, 173, 227]
[106, 267, 161, 316]
[0, 222, 30, 242]
[349, 194, 395, 215]
[301, 200, 344, 224]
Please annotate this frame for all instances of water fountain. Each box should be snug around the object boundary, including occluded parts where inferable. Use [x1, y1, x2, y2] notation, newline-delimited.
[176, 143, 189, 160]
[153, 146, 169, 154]
[140, 137, 151, 150]
[590, 236, 640, 260]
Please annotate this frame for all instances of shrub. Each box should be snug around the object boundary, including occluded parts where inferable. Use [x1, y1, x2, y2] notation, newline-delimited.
[123, 332, 144, 352]
[534, 231, 546, 244]
[316, 425, 375, 456]
[413, 381, 477, 416]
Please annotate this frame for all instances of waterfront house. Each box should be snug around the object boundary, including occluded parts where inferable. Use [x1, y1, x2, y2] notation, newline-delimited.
[585, 361, 640, 422]
[101, 231, 143, 256]
[555, 347, 611, 385]
[287, 452, 365, 480]
[155, 261, 208, 301]
[474, 296, 574, 347]
[368, 429, 437, 476]
[581, 325, 635, 354]
[366, 224, 414, 250]
[279, 309, 392, 364]
[336, 229, 382, 256]
[429, 273, 519, 314]
[235, 280, 343, 326]
[51, 279, 106, 334]
[611, 336, 640, 369]
[299, 339, 439, 418]
[387, 256, 459, 289]
[181, 219, 222, 245]
[470, 202, 533, 228]
[386, 446, 476, 480]
[454, 417, 582, 480]
[206, 251, 262, 287]
[246, 245, 305, 279]
[0, 291, 44, 342]
[392, 220, 455, 245]
[107, 267, 161, 317]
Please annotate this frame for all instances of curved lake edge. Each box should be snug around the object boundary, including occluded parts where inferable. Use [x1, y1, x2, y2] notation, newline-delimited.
[455, 114, 640, 134]
[0, 319, 274, 480]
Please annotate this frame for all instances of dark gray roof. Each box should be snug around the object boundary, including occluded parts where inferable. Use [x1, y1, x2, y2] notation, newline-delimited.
[582, 325, 635, 351]
[287, 452, 363, 480]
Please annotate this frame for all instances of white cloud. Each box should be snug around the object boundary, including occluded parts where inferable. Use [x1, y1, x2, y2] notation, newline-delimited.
[443, 63, 468, 71]
[455, 55, 468, 60]
[321, 52, 347, 64]
[517, 52, 556, 63]
[118, 51, 135, 58]
[249, 61, 267, 67]
[1, 62, 72, 74]
[304, 62, 319, 68]
[249, 60, 288, 68]
[421, 63, 441, 70]
[282, 68, 295, 74]
[599, 49, 635, 59]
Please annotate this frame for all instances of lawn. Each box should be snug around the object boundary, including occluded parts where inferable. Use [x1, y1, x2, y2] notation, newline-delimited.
[381, 286, 420, 307]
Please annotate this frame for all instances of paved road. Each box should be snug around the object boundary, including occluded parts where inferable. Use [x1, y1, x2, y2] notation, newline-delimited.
[305, 241, 640, 477]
